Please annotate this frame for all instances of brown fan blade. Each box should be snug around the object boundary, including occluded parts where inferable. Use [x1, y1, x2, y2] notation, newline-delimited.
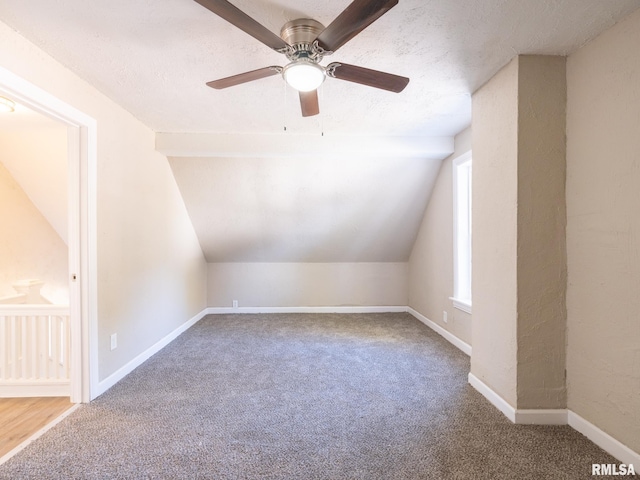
[206, 67, 282, 89]
[299, 90, 320, 117]
[326, 62, 409, 93]
[315, 0, 398, 53]
[193, 0, 290, 52]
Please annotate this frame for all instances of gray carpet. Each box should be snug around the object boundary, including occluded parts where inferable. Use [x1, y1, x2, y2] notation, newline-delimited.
[0, 313, 627, 479]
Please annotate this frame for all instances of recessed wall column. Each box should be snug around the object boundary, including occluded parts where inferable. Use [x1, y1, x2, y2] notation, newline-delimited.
[471, 55, 567, 411]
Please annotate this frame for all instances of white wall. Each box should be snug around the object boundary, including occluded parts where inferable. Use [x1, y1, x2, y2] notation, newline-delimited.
[566, 8, 640, 453]
[0, 20, 208, 382]
[0, 161, 68, 304]
[408, 127, 472, 345]
[208, 262, 408, 308]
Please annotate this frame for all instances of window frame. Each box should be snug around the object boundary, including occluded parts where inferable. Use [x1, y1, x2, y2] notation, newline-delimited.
[450, 151, 472, 314]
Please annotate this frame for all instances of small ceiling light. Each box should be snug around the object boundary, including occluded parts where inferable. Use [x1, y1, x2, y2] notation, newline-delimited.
[0, 96, 15, 113]
[282, 59, 325, 92]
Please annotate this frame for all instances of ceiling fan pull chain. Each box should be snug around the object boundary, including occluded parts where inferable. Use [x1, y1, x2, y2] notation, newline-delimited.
[320, 84, 324, 137]
[283, 79, 287, 132]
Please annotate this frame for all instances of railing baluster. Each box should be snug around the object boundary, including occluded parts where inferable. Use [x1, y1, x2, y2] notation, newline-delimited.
[0, 315, 6, 381]
[39, 315, 47, 381]
[10, 315, 17, 380]
[36, 316, 41, 379]
[34, 315, 40, 380]
[64, 315, 71, 379]
[21, 316, 26, 378]
[45, 315, 51, 380]
[30, 315, 37, 379]
[53, 315, 60, 380]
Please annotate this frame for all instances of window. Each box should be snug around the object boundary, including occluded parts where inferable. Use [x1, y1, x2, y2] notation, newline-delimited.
[451, 152, 472, 313]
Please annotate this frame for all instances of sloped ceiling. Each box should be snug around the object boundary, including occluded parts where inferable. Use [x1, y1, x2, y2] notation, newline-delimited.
[170, 155, 441, 262]
[0, 102, 68, 244]
[1, 0, 639, 263]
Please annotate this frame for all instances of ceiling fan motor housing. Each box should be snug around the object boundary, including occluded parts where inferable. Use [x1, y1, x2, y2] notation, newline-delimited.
[280, 19, 326, 62]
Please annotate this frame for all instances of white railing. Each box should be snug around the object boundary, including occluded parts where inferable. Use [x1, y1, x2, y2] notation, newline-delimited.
[0, 305, 71, 397]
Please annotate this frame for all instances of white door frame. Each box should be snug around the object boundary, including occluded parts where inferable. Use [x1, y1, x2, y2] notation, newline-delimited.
[0, 66, 98, 403]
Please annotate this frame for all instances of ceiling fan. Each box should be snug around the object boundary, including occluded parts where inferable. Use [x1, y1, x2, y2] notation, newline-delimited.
[194, 0, 409, 117]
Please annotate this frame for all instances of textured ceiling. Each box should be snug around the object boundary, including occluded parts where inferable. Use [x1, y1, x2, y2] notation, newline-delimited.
[1, 0, 639, 136]
[1, 1, 639, 263]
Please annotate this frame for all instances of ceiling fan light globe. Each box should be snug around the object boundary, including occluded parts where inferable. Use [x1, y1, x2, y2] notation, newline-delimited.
[283, 61, 325, 92]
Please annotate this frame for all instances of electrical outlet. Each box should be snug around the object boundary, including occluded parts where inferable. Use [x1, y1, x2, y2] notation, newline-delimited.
[443, 311, 448, 323]
[110, 333, 117, 351]
[232, 300, 238, 309]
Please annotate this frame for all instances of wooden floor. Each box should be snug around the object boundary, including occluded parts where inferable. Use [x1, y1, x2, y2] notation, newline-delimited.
[0, 397, 73, 458]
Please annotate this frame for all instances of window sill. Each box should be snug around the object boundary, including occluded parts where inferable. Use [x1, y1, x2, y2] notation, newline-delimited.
[450, 297, 472, 314]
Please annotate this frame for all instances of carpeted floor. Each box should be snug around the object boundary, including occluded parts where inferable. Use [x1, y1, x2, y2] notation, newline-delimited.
[0, 313, 627, 479]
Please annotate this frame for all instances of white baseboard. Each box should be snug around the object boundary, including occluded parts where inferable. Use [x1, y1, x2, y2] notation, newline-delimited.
[568, 411, 640, 468]
[469, 373, 566, 424]
[0, 381, 70, 398]
[0, 403, 81, 466]
[468, 373, 639, 466]
[407, 307, 472, 356]
[206, 306, 408, 314]
[468, 372, 517, 422]
[93, 308, 208, 398]
[514, 409, 568, 425]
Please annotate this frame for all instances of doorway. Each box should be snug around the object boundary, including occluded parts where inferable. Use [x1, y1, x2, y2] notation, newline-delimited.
[0, 65, 97, 403]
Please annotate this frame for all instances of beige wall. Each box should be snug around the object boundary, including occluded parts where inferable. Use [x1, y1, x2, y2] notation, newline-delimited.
[515, 56, 567, 409]
[408, 127, 472, 345]
[471, 56, 567, 409]
[471, 57, 520, 406]
[566, 8, 640, 452]
[208, 263, 408, 307]
[0, 161, 68, 304]
[0, 20, 208, 382]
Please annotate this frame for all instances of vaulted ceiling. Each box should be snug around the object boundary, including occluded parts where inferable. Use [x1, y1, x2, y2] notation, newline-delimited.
[169, 155, 441, 262]
[1, 0, 638, 262]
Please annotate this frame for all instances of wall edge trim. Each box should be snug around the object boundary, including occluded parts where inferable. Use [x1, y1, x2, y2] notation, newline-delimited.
[468, 373, 567, 424]
[94, 308, 208, 398]
[468, 372, 517, 422]
[407, 307, 472, 356]
[514, 409, 568, 425]
[205, 306, 408, 314]
[468, 373, 640, 465]
[568, 411, 640, 468]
